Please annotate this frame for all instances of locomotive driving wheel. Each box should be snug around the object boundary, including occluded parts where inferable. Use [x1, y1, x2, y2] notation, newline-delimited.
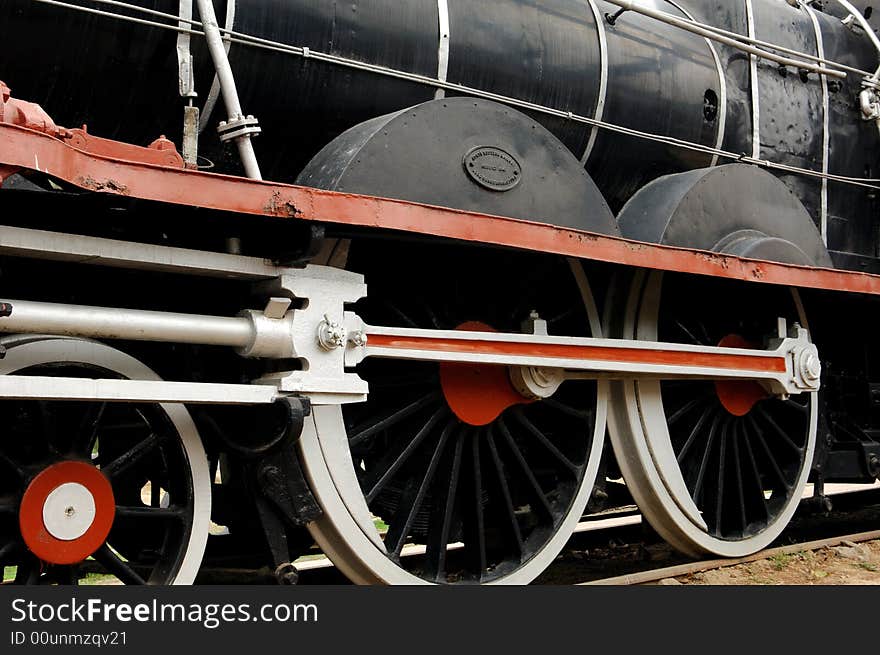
[607, 271, 817, 557]
[0, 337, 210, 584]
[300, 246, 607, 584]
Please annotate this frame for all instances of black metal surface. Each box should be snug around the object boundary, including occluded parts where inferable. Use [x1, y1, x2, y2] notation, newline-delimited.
[816, 10, 880, 258]
[208, 397, 310, 459]
[589, 0, 720, 206]
[298, 98, 619, 233]
[754, 1, 823, 223]
[445, 0, 600, 163]
[0, 1, 714, 207]
[209, 397, 322, 527]
[616, 164, 833, 266]
[0, 1, 877, 256]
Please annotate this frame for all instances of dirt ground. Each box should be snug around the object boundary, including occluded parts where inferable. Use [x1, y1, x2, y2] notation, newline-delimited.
[661, 539, 880, 585]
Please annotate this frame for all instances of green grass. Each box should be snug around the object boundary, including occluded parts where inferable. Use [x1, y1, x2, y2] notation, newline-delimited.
[3, 565, 116, 585]
[769, 553, 794, 571]
[79, 572, 118, 585]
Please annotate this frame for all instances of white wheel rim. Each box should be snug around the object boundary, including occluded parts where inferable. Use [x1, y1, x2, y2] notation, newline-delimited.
[0, 336, 211, 584]
[301, 260, 608, 584]
[607, 272, 817, 557]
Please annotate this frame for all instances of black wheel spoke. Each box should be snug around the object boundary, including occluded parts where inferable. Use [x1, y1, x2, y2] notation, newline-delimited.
[425, 432, 464, 581]
[747, 415, 791, 490]
[383, 300, 419, 328]
[364, 409, 446, 503]
[74, 402, 106, 456]
[714, 422, 729, 535]
[59, 564, 80, 586]
[0, 495, 17, 515]
[0, 451, 25, 481]
[349, 392, 440, 447]
[101, 433, 159, 480]
[668, 395, 710, 426]
[470, 435, 488, 576]
[673, 320, 705, 345]
[36, 401, 61, 456]
[486, 427, 523, 556]
[677, 405, 715, 464]
[544, 306, 576, 325]
[497, 419, 554, 518]
[732, 423, 748, 533]
[15, 556, 40, 585]
[511, 409, 578, 475]
[416, 297, 444, 329]
[150, 476, 161, 507]
[385, 421, 455, 558]
[94, 544, 145, 585]
[0, 541, 18, 561]
[114, 506, 185, 521]
[741, 422, 771, 521]
[542, 397, 594, 420]
[692, 413, 722, 503]
[755, 407, 803, 454]
[781, 398, 810, 414]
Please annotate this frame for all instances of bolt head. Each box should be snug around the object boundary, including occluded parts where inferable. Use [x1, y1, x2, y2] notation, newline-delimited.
[803, 353, 822, 381]
[317, 317, 347, 350]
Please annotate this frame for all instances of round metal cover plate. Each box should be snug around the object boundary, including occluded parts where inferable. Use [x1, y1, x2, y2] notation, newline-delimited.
[463, 146, 522, 191]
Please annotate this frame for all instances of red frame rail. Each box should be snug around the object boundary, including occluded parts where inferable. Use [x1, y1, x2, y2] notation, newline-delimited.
[2, 84, 880, 297]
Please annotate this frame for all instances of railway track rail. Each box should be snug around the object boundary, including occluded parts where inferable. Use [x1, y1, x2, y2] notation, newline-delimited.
[543, 486, 880, 585]
[582, 528, 880, 585]
[190, 484, 880, 585]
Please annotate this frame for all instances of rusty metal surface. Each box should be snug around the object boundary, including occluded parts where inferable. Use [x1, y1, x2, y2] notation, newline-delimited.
[3, 119, 880, 297]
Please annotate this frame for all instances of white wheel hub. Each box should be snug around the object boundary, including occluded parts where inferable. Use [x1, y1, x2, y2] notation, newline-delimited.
[42, 482, 96, 541]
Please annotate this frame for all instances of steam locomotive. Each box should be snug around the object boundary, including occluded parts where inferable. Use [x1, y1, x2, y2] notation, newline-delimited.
[0, 0, 879, 585]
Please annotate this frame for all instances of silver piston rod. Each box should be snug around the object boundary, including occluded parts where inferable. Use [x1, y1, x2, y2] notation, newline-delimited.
[0, 299, 254, 348]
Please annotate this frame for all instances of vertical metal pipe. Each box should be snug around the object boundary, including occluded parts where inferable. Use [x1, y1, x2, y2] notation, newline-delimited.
[580, 0, 608, 166]
[435, 0, 450, 100]
[745, 0, 761, 160]
[806, 3, 829, 245]
[195, 0, 262, 179]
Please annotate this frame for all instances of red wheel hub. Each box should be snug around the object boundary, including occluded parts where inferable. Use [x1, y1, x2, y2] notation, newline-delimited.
[19, 460, 115, 565]
[714, 334, 770, 417]
[439, 321, 533, 426]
